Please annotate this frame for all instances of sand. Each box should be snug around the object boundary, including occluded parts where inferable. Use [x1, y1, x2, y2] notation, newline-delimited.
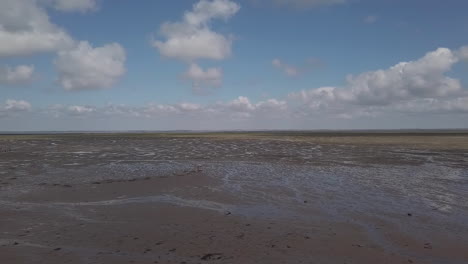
[0, 132, 467, 263]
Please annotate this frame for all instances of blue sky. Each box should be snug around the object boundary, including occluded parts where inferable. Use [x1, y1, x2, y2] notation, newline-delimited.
[1, 0, 468, 131]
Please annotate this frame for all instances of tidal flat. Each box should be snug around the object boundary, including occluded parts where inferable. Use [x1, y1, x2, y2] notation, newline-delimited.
[0, 131, 467, 263]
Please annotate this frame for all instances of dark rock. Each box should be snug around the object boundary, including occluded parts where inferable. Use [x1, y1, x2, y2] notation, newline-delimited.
[200, 253, 223, 260]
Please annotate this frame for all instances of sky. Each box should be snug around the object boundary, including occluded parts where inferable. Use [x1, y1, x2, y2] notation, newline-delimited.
[1, 0, 468, 131]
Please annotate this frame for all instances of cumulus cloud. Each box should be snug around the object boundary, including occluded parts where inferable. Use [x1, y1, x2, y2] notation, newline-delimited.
[345, 48, 461, 105]
[291, 47, 463, 107]
[0, 0, 74, 57]
[182, 63, 223, 94]
[0, 65, 35, 84]
[0, 0, 126, 91]
[152, 0, 240, 93]
[54, 41, 126, 91]
[152, 0, 240, 61]
[288, 47, 468, 118]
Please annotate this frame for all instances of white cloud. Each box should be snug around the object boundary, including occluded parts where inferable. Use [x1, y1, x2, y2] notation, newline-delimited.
[152, 0, 240, 61]
[0, 0, 126, 92]
[185, 0, 241, 25]
[346, 48, 461, 105]
[55, 41, 126, 91]
[152, 0, 239, 94]
[225, 96, 287, 114]
[46, 0, 98, 12]
[291, 47, 463, 107]
[289, 47, 468, 118]
[154, 26, 233, 61]
[37, 95, 288, 122]
[227, 96, 256, 112]
[364, 15, 378, 24]
[182, 63, 223, 94]
[68, 105, 95, 115]
[0, 0, 74, 57]
[5, 99, 32, 111]
[0, 99, 32, 117]
[0, 65, 34, 84]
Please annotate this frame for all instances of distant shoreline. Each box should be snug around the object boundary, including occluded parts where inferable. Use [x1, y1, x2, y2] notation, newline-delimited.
[1, 129, 468, 135]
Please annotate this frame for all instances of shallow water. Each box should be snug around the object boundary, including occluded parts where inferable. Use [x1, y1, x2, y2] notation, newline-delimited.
[1, 137, 467, 227]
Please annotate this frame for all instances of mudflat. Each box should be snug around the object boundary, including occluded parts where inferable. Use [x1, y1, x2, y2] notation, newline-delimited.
[1, 132, 467, 264]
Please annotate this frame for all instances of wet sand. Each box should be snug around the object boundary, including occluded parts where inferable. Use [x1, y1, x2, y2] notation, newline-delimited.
[1, 132, 467, 263]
